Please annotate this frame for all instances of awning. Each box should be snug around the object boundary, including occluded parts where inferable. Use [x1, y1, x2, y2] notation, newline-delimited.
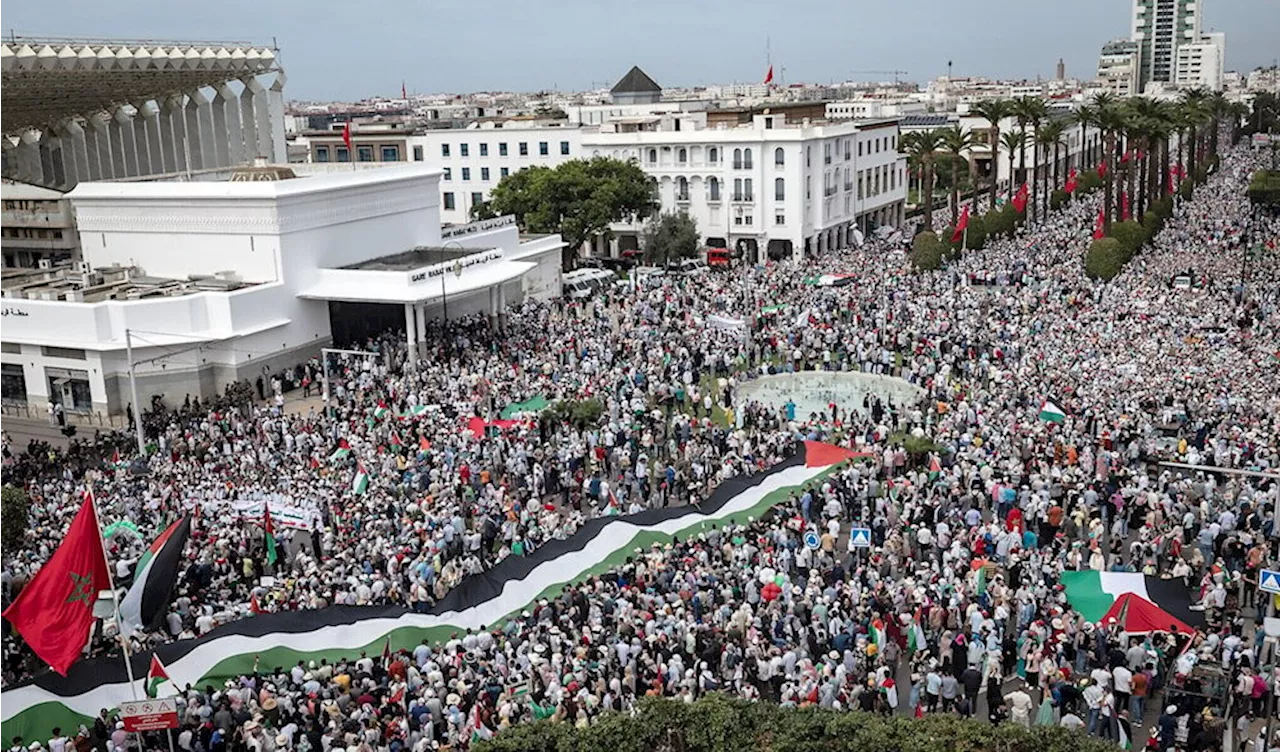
[298, 260, 535, 305]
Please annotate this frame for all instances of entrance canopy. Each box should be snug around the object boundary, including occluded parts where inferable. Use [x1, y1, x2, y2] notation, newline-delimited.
[298, 246, 534, 305]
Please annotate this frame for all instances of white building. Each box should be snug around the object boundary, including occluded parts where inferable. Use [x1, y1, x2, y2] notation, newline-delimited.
[1175, 32, 1226, 91]
[1, 180, 80, 268]
[1097, 39, 1143, 97]
[0, 163, 563, 416]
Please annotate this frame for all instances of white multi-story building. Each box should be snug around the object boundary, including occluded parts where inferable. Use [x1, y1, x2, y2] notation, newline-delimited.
[1, 180, 81, 268]
[1175, 32, 1226, 91]
[1097, 39, 1143, 97]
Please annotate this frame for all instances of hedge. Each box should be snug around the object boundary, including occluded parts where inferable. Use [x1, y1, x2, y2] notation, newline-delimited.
[1049, 188, 1069, 211]
[910, 231, 948, 270]
[1110, 220, 1149, 258]
[474, 694, 1125, 752]
[1076, 169, 1103, 194]
[1085, 237, 1129, 280]
[1151, 195, 1173, 219]
[1142, 210, 1162, 240]
[1248, 170, 1280, 207]
[1179, 179, 1194, 200]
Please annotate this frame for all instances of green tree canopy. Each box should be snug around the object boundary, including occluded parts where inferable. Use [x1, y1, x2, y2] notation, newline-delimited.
[483, 158, 659, 268]
[641, 211, 699, 266]
[2, 485, 29, 553]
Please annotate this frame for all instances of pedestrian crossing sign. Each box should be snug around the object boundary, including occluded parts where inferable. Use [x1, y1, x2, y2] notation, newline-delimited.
[1259, 569, 1280, 595]
[850, 527, 872, 548]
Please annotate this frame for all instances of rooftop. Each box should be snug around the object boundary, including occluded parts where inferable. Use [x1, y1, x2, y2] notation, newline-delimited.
[611, 66, 662, 95]
[341, 245, 488, 272]
[1, 262, 254, 303]
[1, 179, 67, 201]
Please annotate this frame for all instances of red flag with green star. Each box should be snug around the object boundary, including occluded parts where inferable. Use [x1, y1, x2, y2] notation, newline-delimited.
[1, 491, 110, 675]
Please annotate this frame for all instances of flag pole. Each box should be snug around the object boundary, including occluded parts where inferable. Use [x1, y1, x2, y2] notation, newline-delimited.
[87, 481, 142, 701]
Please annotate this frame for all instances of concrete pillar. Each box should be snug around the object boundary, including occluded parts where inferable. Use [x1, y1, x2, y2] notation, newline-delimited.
[84, 114, 109, 180]
[1, 140, 16, 180]
[404, 303, 418, 361]
[111, 106, 138, 177]
[160, 94, 186, 174]
[136, 100, 162, 175]
[39, 129, 66, 188]
[241, 77, 273, 161]
[266, 71, 288, 164]
[212, 82, 242, 166]
[187, 88, 216, 171]
[415, 303, 427, 342]
[497, 284, 508, 332]
[58, 120, 91, 188]
[15, 131, 42, 184]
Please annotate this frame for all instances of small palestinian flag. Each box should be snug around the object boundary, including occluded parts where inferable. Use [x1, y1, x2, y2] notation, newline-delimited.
[419, 435, 431, 451]
[146, 654, 175, 698]
[308, 456, 320, 470]
[352, 462, 370, 495]
[249, 592, 262, 614]
[329, 439, 352, 461]
[906, 614, 926, 654]
[401, 405, 430, 419]
[1039, 399, 1066, 424]
[373, 401, 391, 420]
[976, 565, 988, 595]
[869, 618, 887, 649]
[927, 456, 941, 481]
[263, 505, 278, 567]
[107, 449, 129, 470]
[390, 432, 403, 449]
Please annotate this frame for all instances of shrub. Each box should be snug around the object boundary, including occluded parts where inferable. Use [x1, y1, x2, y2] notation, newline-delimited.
[541, 398, 605, 430]
[1111, 220, 1149, 257]
[962, 215, 987, 250]
[1194, 166, 1209, 184]
[910, 231, 947, 270]
[1179, 178, 1194, 200]
[1142, 210, 1162, 239]
[1077, 169, 1103, 194]
[2, 485, 28, 553]
[1248, 170, 1280, 207]
[1152, 195, 1173, 219]
[1049, 188, 1068, 211]
[1085, 237, 1129, 280]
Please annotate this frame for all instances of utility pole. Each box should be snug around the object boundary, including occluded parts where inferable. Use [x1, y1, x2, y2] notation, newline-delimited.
[124, 329, 145, 456]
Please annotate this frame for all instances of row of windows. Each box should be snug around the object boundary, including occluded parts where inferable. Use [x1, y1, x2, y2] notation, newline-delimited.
[442, 166, 511, 182]
[1, 227, 65, 240]
[641, 136, 900, 172]
[315, 144, 404, 163]
[442, 192, 485, 211]
[669, 176, 795, 203]
[442, 141, 570, 158]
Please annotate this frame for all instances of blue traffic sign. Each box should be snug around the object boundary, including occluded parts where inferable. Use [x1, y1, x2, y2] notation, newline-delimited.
[849, 527, 872, 548]
[803, 530, 821, 550]
[1260, 569, 1280, 595]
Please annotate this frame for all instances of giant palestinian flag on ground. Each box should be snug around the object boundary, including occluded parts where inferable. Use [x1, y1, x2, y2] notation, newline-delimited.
[1060, 570, 1204, 632]
[1, 442, 854, 740]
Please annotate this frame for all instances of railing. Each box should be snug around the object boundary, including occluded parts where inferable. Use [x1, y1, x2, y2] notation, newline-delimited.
[0, 402, 127, 428]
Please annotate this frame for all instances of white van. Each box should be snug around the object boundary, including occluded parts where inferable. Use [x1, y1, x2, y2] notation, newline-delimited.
[668, 258, 708, 275]
[562, 268, 614, 299]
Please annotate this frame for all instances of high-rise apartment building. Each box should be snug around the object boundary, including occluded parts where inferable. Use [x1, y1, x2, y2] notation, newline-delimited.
[1131, 0, 1202, 88]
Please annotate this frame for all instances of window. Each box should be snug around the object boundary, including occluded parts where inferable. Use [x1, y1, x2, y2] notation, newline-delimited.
[381, 145, 400, 162]
[824, 143, 832, 165]
[743, 214, 753, 225]
[765, 117, 774, 129]
[889, 168, 895, 190]
[479, 143, 488, 156]
[481, 167, 490, 181]
[500, 167, 509, 178]
[733, 178, 743, 201]
[499, 142, 508, 156]
[733, 148, 742, 169]
[708, 147, 718, 163]
[844, 139, 851, 161]
[560, 141, 570, 155]
[315, 146, 330, 162]
[444, 192, 456, 210]
[539, 141, 548, 156]
[442, 144, 451, 157]
[677, 176, 689, 201]
[858, 142, 863, 157]
[775, 213, 785, 225]
[734, 215, 743, 226]
[460, 143, 469, 157]
[519, 142, 528, 156]
[443, 167, 452, 180]
[471, 192, 483, 206]
[413, 145, 424, 161]
[744, 178, 753, 200]
[858, 172, 864, 199]
[774, 147, 785, 166]
[743, 148, 753, 168]
[461, 167, 471, 180]
[806, 146, 811, 167]
[648, 148, 658, 164]
[41, 346, 86, 360]
[357, 145, 374, 162]
[708, 177, 721, 201]
[336, 146, 349, 162]
[774, 178, 785, 201]
[677, 148, 687, 164]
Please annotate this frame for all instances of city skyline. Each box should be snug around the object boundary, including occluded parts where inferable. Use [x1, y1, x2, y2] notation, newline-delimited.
[2, 0, 1277, 100]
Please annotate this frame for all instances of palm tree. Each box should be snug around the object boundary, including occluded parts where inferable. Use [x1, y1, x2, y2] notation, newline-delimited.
[1124, 97, 1163, 215]
[1036, 120, 1067, 212]
[1096, 100, 1126, 235]
[970, 98, 1013, 214]
[939, 125, 974, 227]
[1207, 91, 1229, 159]
[1011, 96, 1048, 221]
[902, 130, 945, 232]
[1227, 101, 1250, 145]
[1071, 104, 1100, 170]
[1180, 88, 1209, 179]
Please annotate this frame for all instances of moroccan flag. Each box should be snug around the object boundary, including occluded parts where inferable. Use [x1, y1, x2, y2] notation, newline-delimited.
[1093, 209, 1105, 239]
[329, 439, 352, 461]
[950, 205, 969, 243]
[1120, 149, 1130, 165]
[352, 462, 370, 495]
[119, 516, 192, 637]
[1120, 190, 1130, 221]
[1012, 183, 1028, 213]
[803, 440, 874, 468]
[1039, 399, 1066, 424]
[1064, 168, 1077, 194]
[342, 121, 352, 151]
[1, 492, 109, 676]
[1098, 160, 1107, 178]
[146, 654, 175, 698]
[763, 65, 774, 85]
[263, 505, 278, 567]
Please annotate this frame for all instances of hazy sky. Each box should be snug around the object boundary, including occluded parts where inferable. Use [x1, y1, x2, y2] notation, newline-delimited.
[3, 0, 1277, 100]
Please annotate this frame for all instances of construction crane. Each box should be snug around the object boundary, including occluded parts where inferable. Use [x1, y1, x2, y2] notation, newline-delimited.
[849, 69, 909, 84]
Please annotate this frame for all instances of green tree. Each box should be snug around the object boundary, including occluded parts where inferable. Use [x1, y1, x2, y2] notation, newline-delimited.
[484, 157, 659, 269]
[901, 130, 945, 232]
[1036, 119, 1067, 215]
[1071, 103, 1101, 170]
[910, 231, 948, 270]
[1011, 96, 1048, 220]
[970, 98, 1013, 214]
[938, 125, 974, 228]
[2, 485, 29, 553]
[1085, 237, 1129, 280]
[641, 211, 699, 266]
[1094, 94, 1126, 236]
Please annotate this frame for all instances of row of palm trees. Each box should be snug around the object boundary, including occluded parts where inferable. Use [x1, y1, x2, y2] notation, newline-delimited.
[904, 89, 1248, 237]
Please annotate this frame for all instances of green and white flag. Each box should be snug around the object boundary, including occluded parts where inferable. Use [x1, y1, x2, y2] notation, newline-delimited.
[1038, 399, 1066, 424]
[329, 439, 352, 461]
[373, 401, 391, 420]
[352, 462, 370, 495]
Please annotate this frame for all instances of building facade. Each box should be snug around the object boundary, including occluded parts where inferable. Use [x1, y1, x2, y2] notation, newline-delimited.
[1175, 32, 1226, 91]
[1097, 39, 1143, 97]
[1132, 0, 1201, 89]
[1, 181, 80, 268]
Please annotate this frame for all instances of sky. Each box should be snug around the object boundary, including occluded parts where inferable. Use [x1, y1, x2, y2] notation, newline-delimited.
[2, 0, 1278, 100]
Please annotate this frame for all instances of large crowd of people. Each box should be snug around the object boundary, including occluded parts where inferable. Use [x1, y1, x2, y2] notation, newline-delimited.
[3, 141, 1278, 752]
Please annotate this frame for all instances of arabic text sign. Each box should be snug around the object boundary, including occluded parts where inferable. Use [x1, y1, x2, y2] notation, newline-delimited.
[120, 698, 179, 731]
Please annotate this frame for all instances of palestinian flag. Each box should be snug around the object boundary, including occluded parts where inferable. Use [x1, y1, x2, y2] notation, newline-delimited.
[119, 517, 192, 638]
[0, 446, 843, 741]
[106, 449, 129, 470]
[400, 405, 430, 419]
[869, 618, 887, 649]
[308, 456, 320, 470]
[329, 439, 352, 461]
[927, 456, 941, 481]
[975, 565, 988, 596]
[906, 614, 926, 654]
[373, 401, 391, 420]
[390, 432, 403, 449]
[352, 463, 370, 495]
[145, 655, 175, 698]
[418, 436, 431, 451]
[1038, 399, 1066, 424]
[1060, 571, 1203, 630]
[263, 505, 278, 567]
